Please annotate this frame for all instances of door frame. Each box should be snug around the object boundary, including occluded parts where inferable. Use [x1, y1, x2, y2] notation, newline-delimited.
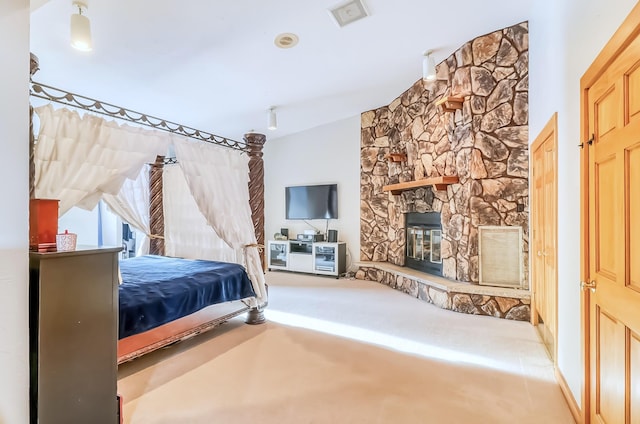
[580, 3, 640, 423]
[530, 112, 558, 365]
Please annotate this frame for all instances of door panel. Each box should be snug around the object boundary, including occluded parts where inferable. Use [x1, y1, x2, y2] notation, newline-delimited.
[594, 157, 617, 280]
[595, 307, 625, 424]
[631, 331, 640, 424]
[595, 87, 618, 138]
[627, 144, 640, 291]
[627, 64, 640, 122]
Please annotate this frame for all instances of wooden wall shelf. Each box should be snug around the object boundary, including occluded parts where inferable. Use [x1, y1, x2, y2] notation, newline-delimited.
[384, 153, 407, 162]
[435, 96, 464, 112]
[383, 176, 459, 194]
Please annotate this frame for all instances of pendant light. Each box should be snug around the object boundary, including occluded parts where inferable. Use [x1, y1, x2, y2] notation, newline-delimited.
[423, 50, 436, 81]
[268, 107, 277, 131]
[70, 1, 93, 52]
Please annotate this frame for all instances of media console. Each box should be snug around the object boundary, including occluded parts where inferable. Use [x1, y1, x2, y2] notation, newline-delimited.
[267, 240, 346, 278]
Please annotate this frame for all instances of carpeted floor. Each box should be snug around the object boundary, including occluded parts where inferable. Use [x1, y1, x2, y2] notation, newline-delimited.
[118, 272, 575, 423]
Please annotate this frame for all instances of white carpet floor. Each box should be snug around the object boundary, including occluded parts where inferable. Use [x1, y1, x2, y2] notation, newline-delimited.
[118, 272, 575, 423]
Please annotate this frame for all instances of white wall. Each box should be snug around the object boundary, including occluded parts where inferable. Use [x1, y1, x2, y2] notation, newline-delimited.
[264, 116, 361, 270]
[58, 202, 121, 248]
[59, 206, 100, 245]
[0, 0, 30, 422]
[529, 0, 638, 407]
[100, 202, 122, 248]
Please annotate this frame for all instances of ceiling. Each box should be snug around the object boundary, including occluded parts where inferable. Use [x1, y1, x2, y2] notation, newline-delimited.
[30, 0, 532, 142]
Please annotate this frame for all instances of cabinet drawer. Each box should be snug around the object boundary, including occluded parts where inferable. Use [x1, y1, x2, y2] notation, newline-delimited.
[289, 253, 313, 272]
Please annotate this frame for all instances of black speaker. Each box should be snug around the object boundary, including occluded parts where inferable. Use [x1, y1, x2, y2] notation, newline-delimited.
[327, 229, 338, 243]
[280, 228, 289, 238]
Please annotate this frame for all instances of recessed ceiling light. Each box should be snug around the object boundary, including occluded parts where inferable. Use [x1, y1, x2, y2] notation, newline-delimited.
[274, 33, 299, 49]
[329, 0, 369, 28]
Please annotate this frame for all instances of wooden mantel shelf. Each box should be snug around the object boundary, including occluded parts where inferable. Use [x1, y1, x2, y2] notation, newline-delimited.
[383, 176, 459, 194]
[435, 96, 464, 112]
[384, 153, 407, 162]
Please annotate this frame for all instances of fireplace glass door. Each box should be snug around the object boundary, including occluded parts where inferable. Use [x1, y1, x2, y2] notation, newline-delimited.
[408, 226, 442, 261]
[430, 229, 442, 263]
[405, 212, 443, 275]
[406, 226, 442, 274]
[407, 227, 421, 259]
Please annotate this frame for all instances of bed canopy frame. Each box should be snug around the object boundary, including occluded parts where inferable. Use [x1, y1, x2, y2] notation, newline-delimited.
[28, 53, 268, 363]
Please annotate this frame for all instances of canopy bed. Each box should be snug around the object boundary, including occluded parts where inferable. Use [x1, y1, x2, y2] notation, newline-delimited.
[28, 54, 268, 365]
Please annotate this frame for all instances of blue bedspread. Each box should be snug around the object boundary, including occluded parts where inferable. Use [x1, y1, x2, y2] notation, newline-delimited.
[118, 255, 256, 339]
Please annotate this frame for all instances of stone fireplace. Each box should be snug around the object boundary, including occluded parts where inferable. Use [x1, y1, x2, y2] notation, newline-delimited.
[356, 22, 531, 320]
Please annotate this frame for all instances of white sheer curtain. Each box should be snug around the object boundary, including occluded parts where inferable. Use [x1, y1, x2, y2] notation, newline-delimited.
[173, 138, 267, 302]
[102, 165, 152, 256]
[34, 105, 170, 215]
[163, 164, 237, 262]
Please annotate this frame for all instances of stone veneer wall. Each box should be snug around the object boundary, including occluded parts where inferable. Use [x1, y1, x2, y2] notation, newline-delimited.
[360, 22, 529, 285]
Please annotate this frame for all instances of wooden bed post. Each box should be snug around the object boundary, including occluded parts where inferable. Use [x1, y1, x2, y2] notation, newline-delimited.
[29, 53, 40, 199]
[243, 133, 267, 271]
[149, 155, 165, 255]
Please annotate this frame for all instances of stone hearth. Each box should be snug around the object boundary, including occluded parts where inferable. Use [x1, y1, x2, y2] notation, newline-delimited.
[355, 262, 530, 321]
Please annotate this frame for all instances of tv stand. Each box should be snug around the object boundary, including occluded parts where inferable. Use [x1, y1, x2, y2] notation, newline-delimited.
[267, 240, 346, 278]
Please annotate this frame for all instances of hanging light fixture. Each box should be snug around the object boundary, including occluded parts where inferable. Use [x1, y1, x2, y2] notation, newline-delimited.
[267, 107, 277, 131]
[70, 1, 92, 52]
[422, 50, 436, 81]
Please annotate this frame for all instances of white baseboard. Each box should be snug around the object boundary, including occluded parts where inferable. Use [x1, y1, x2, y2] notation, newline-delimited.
[555, 367, 582, 424]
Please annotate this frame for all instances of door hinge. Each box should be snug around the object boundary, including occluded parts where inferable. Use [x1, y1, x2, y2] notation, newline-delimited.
[579, 134, 594, 149]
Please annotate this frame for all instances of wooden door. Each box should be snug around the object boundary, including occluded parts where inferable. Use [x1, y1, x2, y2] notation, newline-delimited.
[531, 114, 558, 361]
[581, 4, 640, 423]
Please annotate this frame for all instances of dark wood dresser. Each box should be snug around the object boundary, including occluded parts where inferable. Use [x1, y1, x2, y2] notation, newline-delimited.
[29, 246, 121, 424]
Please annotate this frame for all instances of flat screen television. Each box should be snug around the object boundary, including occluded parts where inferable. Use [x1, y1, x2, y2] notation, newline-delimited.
[285, 184, 338, 220]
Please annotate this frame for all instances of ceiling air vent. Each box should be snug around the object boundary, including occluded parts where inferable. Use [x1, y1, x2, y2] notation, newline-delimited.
[329, 0, 369, 28]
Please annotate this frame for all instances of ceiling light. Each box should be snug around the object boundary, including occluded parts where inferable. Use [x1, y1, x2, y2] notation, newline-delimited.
[423, 50, 436, 82]
[268, 107, 277, 131]
[274, 33, 299, 49]
[70, 1, 92, 52]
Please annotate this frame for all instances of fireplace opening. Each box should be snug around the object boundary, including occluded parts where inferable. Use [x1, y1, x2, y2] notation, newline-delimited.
[405, 212, 443, 276]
